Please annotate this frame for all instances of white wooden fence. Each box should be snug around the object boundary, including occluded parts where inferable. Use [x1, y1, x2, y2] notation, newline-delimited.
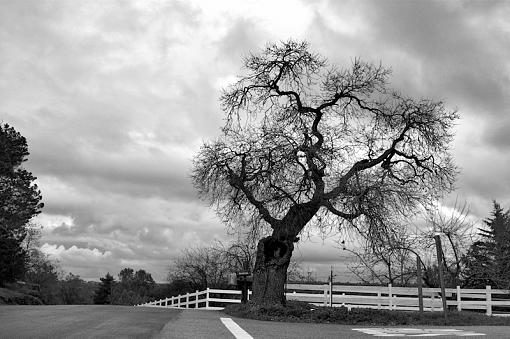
[136, 288, 252, 310]
[137, 284, 510, 316]
[285, 284, 510, 316]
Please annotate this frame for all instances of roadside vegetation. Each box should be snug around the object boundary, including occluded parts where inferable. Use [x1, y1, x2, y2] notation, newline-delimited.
[0, 285, 42, 305]
[224, 301, 510, 326]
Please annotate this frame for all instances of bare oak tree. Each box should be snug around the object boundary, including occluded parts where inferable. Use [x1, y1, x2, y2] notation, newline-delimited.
[192, 41, 458, 305]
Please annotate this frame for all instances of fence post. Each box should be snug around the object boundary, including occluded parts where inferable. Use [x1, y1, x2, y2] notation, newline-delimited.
[417, 256, 423, 314]
[206, 288, 210, 308]
[388, 284, 392, 310]
[323, 285, 328, 306]
[248, 289, 251, 300]
[377, 292, 381, 310]
[431, 294, 435, 312]
[434, 234, 448, 324]
[186, 293, 189, 308]
[456, 286, 461, 311]
[177, 295, 181, 308]
[329, 280, 333, 307]
[486, 285, 492, 316]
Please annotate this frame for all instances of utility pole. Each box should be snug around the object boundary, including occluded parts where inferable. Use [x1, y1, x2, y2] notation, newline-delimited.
[434, 233, 448, 324]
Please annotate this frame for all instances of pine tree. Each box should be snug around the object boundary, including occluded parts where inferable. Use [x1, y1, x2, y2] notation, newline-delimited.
[463, 201, 510, 288]
[479, 202, 510, 241]
[93, 273, 115, 304]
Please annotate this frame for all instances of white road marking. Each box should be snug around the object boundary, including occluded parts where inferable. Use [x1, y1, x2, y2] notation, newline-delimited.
[353, 328, 486, 337]
[220, 317, 254, 339]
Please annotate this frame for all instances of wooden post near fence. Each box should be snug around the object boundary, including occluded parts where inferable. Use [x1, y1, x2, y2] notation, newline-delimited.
[434, 233, 448, 324]
[417, 255, 424, 314]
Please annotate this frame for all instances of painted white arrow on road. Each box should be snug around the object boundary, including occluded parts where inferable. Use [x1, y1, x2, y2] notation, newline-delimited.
[353, 328, 486, 336]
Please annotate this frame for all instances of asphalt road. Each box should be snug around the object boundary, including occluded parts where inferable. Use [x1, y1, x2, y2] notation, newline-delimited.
[1, 306, 509, 338]
[233, 317, 510, 338]
[0, 305, 181, 338]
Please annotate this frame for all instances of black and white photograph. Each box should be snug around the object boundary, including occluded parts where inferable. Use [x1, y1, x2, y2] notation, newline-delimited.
[1, 0, 510, 337]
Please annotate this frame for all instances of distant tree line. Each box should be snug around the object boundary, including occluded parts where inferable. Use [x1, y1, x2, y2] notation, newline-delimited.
[93, 268, 166, 305]
[4, 222, 97, 304]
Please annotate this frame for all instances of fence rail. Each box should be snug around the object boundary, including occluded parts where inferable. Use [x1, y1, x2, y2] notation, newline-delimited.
[136, 284, 510, 316]
[136, 288, 253, 310]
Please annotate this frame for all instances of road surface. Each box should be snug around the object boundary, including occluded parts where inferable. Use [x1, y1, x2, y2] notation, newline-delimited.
[0, 305, 178, 338]
[1, 306, 509, 338]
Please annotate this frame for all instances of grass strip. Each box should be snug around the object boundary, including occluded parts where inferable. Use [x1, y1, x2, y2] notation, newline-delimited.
[223, 301, 510, 326]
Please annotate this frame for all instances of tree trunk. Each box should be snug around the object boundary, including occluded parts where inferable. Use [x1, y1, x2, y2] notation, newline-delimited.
[251, 236, 294, 306]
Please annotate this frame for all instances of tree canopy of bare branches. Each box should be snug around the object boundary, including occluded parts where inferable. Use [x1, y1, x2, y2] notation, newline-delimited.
[192, 40, 458, 305]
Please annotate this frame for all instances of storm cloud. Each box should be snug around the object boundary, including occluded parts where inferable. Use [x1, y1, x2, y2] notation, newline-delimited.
[1, 0, 509, 281]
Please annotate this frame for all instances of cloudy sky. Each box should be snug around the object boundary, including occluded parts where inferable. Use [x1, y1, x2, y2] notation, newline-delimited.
[1, 0, 509, 282]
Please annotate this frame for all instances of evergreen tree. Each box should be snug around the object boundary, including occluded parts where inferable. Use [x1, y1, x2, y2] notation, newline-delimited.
[93, 273, 115, 304]
[0, 123, 44, 286]
[463, 201, 510, 288]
